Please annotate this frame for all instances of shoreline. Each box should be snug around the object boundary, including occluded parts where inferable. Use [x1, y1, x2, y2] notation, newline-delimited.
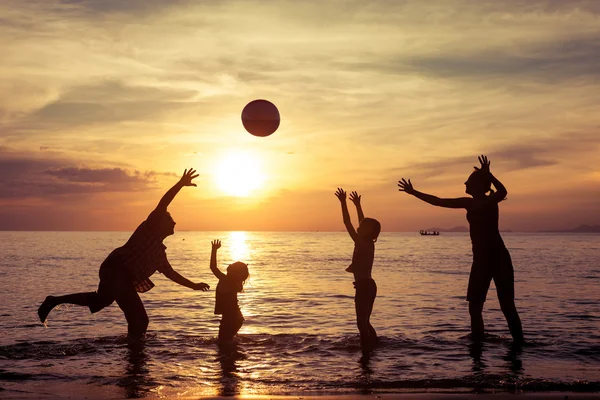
[3, 390, 600, 400]
[3, 385, 600, 400]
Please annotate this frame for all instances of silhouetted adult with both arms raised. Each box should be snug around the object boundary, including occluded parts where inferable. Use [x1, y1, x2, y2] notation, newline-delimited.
[37, 169, 210, 339]
[398, 155, 523, 344]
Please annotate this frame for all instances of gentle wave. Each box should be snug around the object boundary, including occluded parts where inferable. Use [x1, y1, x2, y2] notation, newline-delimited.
[1, 334, 599, 393]
[0, 333, 595, 362]
[1, 231, 599, 396]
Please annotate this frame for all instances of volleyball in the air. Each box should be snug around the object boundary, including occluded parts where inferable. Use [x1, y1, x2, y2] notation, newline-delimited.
[241, 99, 280, 137]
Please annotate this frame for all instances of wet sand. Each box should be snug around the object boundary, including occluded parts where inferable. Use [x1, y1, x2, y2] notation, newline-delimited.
[237, 394, 600, 400]
[3, 390, 600, 400]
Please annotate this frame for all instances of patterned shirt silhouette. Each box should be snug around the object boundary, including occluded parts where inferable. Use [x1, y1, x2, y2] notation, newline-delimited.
[114, 209, 173, 292]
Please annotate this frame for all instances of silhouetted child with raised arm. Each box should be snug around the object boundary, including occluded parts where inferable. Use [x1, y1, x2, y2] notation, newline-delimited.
[210, 239, 249, 343]
[398, 155, 524, 344]
[335, 189, 381, 352]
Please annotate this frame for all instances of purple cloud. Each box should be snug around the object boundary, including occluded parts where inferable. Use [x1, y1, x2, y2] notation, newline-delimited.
[0, 148, 175, 199]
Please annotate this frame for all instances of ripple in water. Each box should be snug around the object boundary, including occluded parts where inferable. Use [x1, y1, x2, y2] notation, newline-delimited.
[0, 231, 599, 397]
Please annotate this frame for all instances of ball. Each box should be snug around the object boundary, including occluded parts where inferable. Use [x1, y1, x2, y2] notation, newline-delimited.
[241, 99, 280, 137]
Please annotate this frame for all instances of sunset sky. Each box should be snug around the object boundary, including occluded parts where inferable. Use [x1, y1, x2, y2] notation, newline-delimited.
[1, 0, 599, 232]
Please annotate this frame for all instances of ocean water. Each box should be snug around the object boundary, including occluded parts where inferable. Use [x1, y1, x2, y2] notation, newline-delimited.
[0, 231, 599, 398]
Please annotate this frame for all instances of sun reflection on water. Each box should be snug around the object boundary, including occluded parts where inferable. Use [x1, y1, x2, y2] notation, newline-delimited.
[228, 231, 250, 262]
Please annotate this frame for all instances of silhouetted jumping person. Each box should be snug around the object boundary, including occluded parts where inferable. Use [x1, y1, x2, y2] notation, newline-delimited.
[210, 239, 249, 343]
[37, 169, 210, 339]
[335, 189, 381, 352]
[398, 155, 523, 343]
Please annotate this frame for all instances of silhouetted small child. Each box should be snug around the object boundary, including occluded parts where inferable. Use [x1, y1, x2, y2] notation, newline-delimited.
[335, 189, 381, 352]
[210, 239, 249, 342]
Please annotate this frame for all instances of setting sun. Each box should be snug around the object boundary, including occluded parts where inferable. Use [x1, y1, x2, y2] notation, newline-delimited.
[214, 151, 265, 197]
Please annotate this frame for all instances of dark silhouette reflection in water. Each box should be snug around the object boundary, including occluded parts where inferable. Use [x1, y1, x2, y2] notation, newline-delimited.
[217, 341, 244, 396]
[504, 342, 524, 375]
[469, 340, 487, 375]
[469, 339, 524, 392]
[118, 340, 156, 399]
[356, 351, 374, 394]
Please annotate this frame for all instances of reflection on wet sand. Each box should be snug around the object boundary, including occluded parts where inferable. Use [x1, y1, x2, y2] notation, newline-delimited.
[217, 341, 245, 396]
[118, 340, 156, 399]
[469, 339, 524, 392]
[357, 351, 374, 394]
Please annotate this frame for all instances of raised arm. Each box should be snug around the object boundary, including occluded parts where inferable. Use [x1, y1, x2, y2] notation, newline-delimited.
[475, 155, 507, 203]
[154, 168, 199, 213]
[210, 240, 226, 279]
[490, 173, 507, 202]
[335, 188, 358, 241]
[349, 191, 365, 222]
[398, 178, 471, 209]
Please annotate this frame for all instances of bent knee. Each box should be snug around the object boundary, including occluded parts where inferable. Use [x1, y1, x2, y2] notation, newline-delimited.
[139, 314, 149, 329]
[356, 320, 370, 331]
[499, 298, 517, 312]
[89, 294, 114, 314]
[130, 313, 149, 331]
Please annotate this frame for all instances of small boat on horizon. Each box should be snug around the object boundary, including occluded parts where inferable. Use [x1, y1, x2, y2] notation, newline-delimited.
[419, 230, 440, 236]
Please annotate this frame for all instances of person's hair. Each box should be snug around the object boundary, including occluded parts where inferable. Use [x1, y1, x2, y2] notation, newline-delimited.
[360, 217, 381, 242]
[227, 262, 249, 292]
[468, 169, 492, 195]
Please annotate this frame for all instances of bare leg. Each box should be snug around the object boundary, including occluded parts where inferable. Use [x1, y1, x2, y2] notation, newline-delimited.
[38, 293, 96, 322]
[469, 301, 485, 342]
[368, 324, 378, 344]
[355, 281, 378, 352]
[356, 311, 371, 349]
[499, 297, 524, 343]
[230, 316, 244, 337]
[356, 301, 377, 351]
[218, 312, 244, 342]
[365, 300, 378, 347]
[116, 288, 148, 340]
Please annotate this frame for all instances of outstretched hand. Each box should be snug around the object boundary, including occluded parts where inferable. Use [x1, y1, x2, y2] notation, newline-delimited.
[398, 178, 415, 194]
[335, 188, 347, 202]
[194, 282, 210, 291]
[179, 168, 199, 187]
[474, 155, 490, 173]
[349, 191, 361, 206]
[211, 239, 221, 250]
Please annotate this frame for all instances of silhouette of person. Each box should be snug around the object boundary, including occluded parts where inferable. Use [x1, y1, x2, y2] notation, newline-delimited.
[37, 169, 210, 339]
[335, 189, 381, 352]
[398, 155, 523, 343]
[210, 239, 249, 343]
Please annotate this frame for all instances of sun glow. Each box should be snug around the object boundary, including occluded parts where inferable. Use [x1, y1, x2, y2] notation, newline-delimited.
[214, 151, 265, 197]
